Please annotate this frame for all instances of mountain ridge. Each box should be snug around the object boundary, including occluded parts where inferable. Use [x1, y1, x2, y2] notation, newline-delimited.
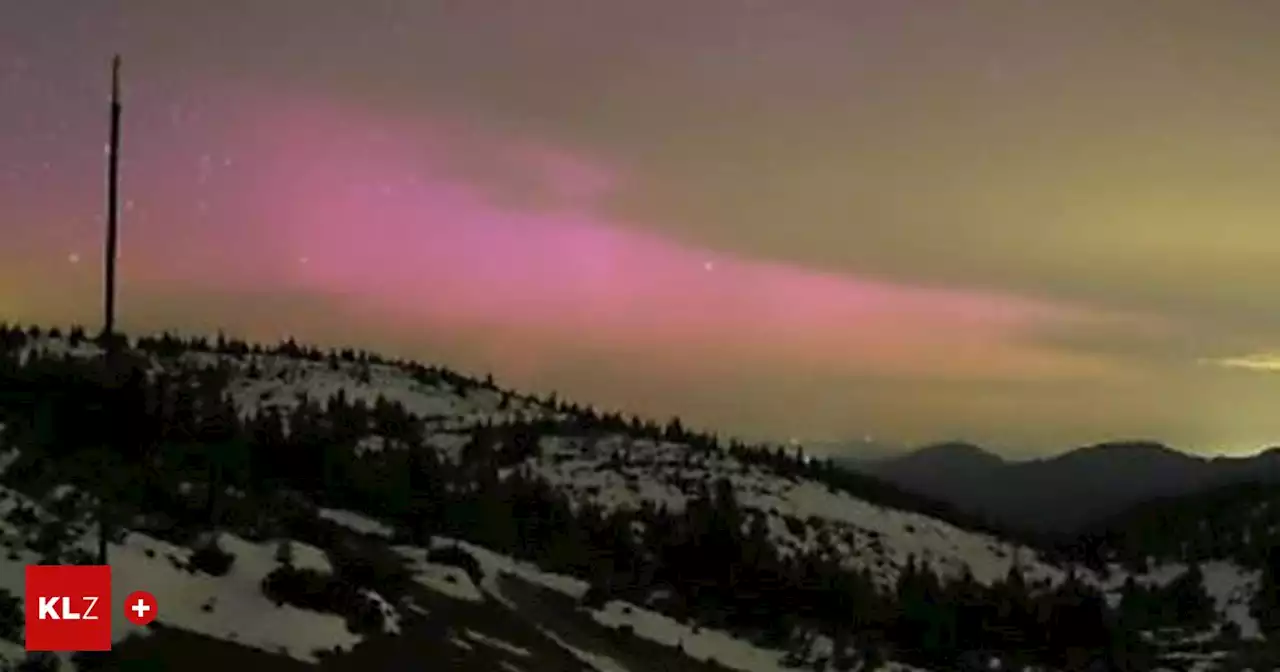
[840, 439, 1280, 535]
[848, 438, 1280, 465]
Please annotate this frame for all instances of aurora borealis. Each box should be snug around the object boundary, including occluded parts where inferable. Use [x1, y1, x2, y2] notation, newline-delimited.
[5, 1, 1280, 456]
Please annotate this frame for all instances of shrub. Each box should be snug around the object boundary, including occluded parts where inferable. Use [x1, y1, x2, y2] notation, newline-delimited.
[0, 589, 22, 642]
[31, 521, 70, 560]
[426, 545, 483, 585]
[14, 652, 59, 672]
[581, 584, 610, 609]
[261, 565, 385, 635]
[189, 540, 235, 577]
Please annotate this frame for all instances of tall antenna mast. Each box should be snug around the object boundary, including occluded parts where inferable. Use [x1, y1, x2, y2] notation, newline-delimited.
[104, 54, 121, 340]
[95, 55, 125, 567]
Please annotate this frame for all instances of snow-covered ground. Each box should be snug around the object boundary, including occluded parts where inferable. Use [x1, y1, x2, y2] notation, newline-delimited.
[212, 354, 552, 430]
[527, 435, 1067, 589]
[5, 479, 853, 672]
[0, 437, 405, 669]
[395, 545, 486, 603]
[1201, 561, 1263, 639]
[593, 599, 800, 672]
[17, 337, 559, 434]
[15, 335, 1069, 594]
[318, 507, 395, 538]
[106, 531, 368, 660]
[0, 486, 372, 668]
[426, 536, 590, 602]
[463, 628, 532, 658]
[1091, 559, 1263, 640]
[404, 532, 933, 672]
[8, 333, 1271, 672]
[534, 625, 632, 672]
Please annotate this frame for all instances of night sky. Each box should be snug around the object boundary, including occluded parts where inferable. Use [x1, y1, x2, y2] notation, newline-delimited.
[5, 1, 1280, 456]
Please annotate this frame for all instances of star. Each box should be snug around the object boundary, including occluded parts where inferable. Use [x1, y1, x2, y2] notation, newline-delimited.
[68, 252, 80, 264]
[703, 261, 715, 271]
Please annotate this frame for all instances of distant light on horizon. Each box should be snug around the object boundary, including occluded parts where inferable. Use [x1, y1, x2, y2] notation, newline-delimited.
[1202, 354, 1280, 373]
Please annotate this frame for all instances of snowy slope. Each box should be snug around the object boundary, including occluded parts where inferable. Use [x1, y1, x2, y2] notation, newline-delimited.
[18, 335, 1067, 592]
[1091, 559, 1264, 640]
[5, 335, 967, 670]
[0, 479, 933, 672]
[0, 468, 371, 667]
[528, 435, 1067, 589]
[6, 332, 1272, 671]
[19, 337, 557, 432]
[226, 358, 1072, 591]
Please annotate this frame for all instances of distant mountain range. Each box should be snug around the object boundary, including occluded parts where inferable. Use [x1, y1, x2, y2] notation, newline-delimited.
[838, 441, 1280, 536]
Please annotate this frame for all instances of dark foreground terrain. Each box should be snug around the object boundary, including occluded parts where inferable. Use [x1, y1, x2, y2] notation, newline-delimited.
[0, 325, 1276, 671]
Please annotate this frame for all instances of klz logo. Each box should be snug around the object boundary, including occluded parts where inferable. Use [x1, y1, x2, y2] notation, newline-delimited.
[25, 565, 112, 651]
[37, 596, 101, 620]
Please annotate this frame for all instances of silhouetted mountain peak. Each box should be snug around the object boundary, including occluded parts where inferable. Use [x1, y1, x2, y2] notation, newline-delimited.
[1076, 440, 1179, 455]
[859, 442, 1007, 485]
[906, 441, 1005, 466]
[1049, 441, 1194, 468]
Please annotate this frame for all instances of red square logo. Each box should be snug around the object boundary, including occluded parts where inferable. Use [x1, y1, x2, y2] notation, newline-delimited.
[25, 565, 112, 652]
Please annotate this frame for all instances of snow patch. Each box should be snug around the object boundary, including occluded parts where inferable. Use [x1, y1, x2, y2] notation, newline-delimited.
[430, 537, 590, 600]
[110, 532, 363, 661]
[463, 628, 532, 658]
[536, 625, 632, 672]
[395, 546, 485, 603]
[593, 600, 791, 672]
[317, 508, 394, 539]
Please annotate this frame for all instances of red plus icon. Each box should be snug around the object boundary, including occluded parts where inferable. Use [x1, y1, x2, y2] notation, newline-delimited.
[123, 591, 157, 626]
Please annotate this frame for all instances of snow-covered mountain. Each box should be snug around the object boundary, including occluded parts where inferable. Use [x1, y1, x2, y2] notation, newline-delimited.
[0, 327, 1273, 671]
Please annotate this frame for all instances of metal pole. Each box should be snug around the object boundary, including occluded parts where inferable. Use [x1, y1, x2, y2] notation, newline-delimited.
[104, 55, 121, 341]
[98, 55, 123, 566]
